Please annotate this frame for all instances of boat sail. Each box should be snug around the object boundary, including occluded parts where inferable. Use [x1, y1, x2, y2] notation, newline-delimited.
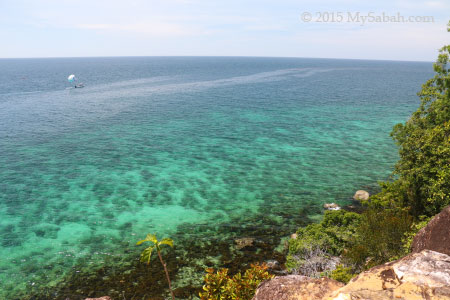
[67, 74, 84, 88]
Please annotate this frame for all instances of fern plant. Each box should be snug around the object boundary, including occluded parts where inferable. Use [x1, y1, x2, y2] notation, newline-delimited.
[137, 233, 175, 300]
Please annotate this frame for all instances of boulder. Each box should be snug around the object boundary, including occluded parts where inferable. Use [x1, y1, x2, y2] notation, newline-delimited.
[329, 250, 450, 300]
[353, 190, 369, 201]
[412, 205, 450, 256]
[252, 275, 343, 300]
[323, 203, 341, 210]
[85, 297, 111, 300]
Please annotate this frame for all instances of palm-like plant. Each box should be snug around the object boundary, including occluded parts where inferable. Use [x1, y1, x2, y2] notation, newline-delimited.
[137, 233, 175, 300]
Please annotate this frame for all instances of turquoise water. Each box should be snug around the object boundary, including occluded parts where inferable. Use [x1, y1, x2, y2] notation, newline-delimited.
[0, 57, 432, 298]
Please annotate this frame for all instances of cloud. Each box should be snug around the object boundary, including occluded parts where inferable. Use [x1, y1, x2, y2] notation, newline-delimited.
[76, 21, 203, 37]
[243, 24, 286, 31]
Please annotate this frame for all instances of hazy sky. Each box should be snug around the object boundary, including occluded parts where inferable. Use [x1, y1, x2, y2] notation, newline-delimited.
[1, 0, 449, 61]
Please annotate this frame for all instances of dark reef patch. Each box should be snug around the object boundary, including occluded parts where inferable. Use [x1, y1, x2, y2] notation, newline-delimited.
[20, 204, 321, 300]
[0, 224, 22, 247]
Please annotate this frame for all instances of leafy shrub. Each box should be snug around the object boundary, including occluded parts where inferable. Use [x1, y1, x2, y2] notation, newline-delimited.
[286, 210, 361, 273]
[199, 263, 273, 300]
[345, 208, 413, 270]
[329, 265, 354, 284]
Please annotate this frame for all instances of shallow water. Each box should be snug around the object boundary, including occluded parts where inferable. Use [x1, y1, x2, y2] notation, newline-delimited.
[0, 57, 432, 298]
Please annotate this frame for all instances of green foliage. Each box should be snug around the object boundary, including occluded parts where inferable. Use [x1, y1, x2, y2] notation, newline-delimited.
[329, 265, 354, 284]
[286, 210, 361, 272]
[400, 216, 431, 257]
[137, 233, 173, 265]
[345, 208, 413, 270]
[288, 210, 361, 256]
[374, 34, 450, 217]
[367, 180, 407, 209]
[199, 264, 273, 300]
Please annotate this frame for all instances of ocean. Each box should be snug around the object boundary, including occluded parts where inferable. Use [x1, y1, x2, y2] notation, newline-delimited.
[0, 57, 432, 299]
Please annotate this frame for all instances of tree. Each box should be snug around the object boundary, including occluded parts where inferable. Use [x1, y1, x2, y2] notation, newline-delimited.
[137, 233, 175, 300]
[376, 22, 450, 217]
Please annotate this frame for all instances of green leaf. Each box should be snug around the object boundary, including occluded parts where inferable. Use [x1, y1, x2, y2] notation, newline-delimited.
[145, 233, 158, 243]
[140, 245, 155, 265]
[136, 239, 146, 246]
[159, 238, 174, 248]
[136, 233, 158, 245]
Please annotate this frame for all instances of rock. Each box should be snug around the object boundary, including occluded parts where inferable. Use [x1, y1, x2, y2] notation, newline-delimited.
[353, 190, 369, 201]
[265, 260, 281, 271]
[252, 275, 343, 300]
[265, 260, 287, 275]
[234, 237, 255, 250]
[329, 250, 450, 300]
[253, 250, 450, 300]
[412, 205, 450, 256]
[85, 297, 111, 300]
[323, 203, 341, 210]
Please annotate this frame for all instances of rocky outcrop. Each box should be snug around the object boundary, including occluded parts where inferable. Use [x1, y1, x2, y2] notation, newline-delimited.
[252, 275, 343, 300]
[412, 205, 450, 256]
[323, 203, 341, 210]
[330, 250, 450, 300]
[253, 250, 450, 300]
[353, 190, 369, 201]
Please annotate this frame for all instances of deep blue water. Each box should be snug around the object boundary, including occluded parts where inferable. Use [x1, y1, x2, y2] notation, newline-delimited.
[0, 57, 432, 298]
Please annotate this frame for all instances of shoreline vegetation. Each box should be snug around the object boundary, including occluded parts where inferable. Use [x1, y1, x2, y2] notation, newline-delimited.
[21, 22, 450, 300]
[263, 22, 450, 299]
[270, 22, 450, 299]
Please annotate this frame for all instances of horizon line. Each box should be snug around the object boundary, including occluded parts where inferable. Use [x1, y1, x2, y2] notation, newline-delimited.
[0, 55, 434, 63]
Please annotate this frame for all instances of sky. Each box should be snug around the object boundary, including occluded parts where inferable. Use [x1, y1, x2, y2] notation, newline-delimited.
[0, 0, 449, 61]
